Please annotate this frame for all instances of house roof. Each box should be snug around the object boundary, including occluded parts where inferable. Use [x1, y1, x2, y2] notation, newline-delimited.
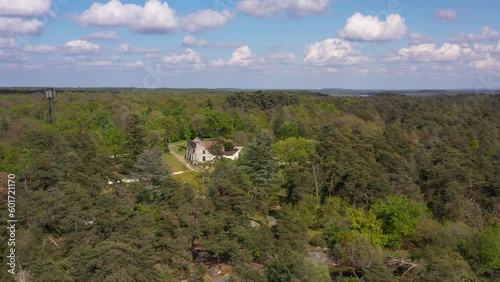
[224, 147, 242, 156]
[202, 141, 216, 151]
[190, 138, 215, 149]
[190, 139, 243, 156]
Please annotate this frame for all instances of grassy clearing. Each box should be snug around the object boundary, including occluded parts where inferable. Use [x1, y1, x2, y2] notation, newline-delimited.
[170, 140, 188, 155]
[173, 171, 203, 193]
[163, 153, 187, 172]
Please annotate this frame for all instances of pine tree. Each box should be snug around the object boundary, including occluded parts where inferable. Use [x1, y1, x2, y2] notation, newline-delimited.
[239, 132, 279, 197]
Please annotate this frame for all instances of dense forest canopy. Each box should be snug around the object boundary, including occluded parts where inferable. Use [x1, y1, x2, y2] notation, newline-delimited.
[0, 89, 499, 281]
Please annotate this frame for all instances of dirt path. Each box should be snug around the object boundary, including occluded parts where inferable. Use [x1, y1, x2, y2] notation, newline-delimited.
[168, 144, 199, 172]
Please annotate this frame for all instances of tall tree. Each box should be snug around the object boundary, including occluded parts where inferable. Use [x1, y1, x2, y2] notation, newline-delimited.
[239, 132, 280, 205]
[133, 148, 171, 203]
[122, 113, 145, 171]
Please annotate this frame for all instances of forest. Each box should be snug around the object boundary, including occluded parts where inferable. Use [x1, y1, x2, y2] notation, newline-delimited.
[0, 89, 499, 282]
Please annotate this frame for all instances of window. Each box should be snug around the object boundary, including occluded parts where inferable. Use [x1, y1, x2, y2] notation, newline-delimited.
[202, 156, 206, 162]
[203, 150, 205, 154]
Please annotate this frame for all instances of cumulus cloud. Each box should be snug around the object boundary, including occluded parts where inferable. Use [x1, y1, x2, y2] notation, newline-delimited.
[115, 44, 160, 53]
[237, 0, 330, 18]
[181, 10, 235, 33]
[0, 18, 43, 36]
[339, 13, 407, 42]
[132, 0, 178, 34]
[472, 42, 500, 53]
[469, 55, 500, 71]
[451, 26, 499, 43]
[396, 43, 463, 62]
[126, 61, 144, 68]
[76, 0, 178, 34]
[409, 32, 435, 45]
[76, 0, 142, 26]
[0, 0, 52, 17]
[182, 35, 242, 48]
[435, 9, 457, 21]
[76, 0, 234, 34]
[0, 37, 15, 49]
[228, 46, 254, 66]
[64, 40, 100, 54]
[303, 38, 369, 66]
[83, 31, 120, 41]
[182, 35, 208, 47]
[162, 48, 205, 69]
[210, 45, 270, 68]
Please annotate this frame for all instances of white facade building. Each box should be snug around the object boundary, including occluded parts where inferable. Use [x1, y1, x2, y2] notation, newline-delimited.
[186, 137, 243, 164]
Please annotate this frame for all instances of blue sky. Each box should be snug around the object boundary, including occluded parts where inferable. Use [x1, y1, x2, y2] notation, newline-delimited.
[0, 0, 499, 89]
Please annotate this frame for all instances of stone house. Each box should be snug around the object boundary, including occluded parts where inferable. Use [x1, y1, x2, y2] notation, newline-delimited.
[186, 137, 243, 164]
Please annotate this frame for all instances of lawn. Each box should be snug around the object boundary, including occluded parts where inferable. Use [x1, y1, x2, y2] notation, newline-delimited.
[170, 140, 188, 155]
[173, 171, 203, 193]
[163, 153, 187, 173]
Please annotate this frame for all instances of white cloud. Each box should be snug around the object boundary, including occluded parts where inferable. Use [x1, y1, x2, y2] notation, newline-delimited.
[126, 61, 144, 68]
[181, 10, 235, 33]
[0, 18, 43, 36]
[115, 44, 160, 53]
[132, 0, 178, 34]
[182, 35, 242, 48]
[0, 37, 15, 49]
[451, 26, 499, 43]
[64, 40, 100, 54]
[266, 53, 296, 64]
[162, 48, 205, 69]
[228, 46, 254, 66]
[303, 38, 369, 66]
[79, 60, 114, 67]
[0, 49, 26, 63]
[237, 0, 330, 18]
[470, 55, 500, 71]
[472, 41, 500, 53]
[409, 32, 435, 45]
[435, 9, 457, 21]
[76, 0, 178, 34]
[144, 53, 161, 59]
[76, 1, 238, 34]
[83, 31, 120, 41]
[396, 43, 463, 62]
[7, 62, 39, 69]
[22, 44, 58, 54]
[209, 46, 294, 70]
[182, 35, 208, 47]
[0, 0, 52, 17]
[76, 0, 142, 26]
[339, 13, 407, 42]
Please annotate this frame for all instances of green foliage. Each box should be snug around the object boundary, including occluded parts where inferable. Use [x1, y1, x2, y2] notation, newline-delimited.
[266, 250, 330, 282]
[335, 233, 384, 271]
[370, 196, 429, 248]
[345, 207, 386, 246]
[363, 261, 398, 282]
[133, 148, 172, 203]
[0, 112, 8, 132]
[121, 113, 145, 171]
[272, 137, 315, 164]
[208, 162, 253, 215]
[239, 132, 280, 207]
[478, 225, 500, 273]
[1, 91, 500, 281]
